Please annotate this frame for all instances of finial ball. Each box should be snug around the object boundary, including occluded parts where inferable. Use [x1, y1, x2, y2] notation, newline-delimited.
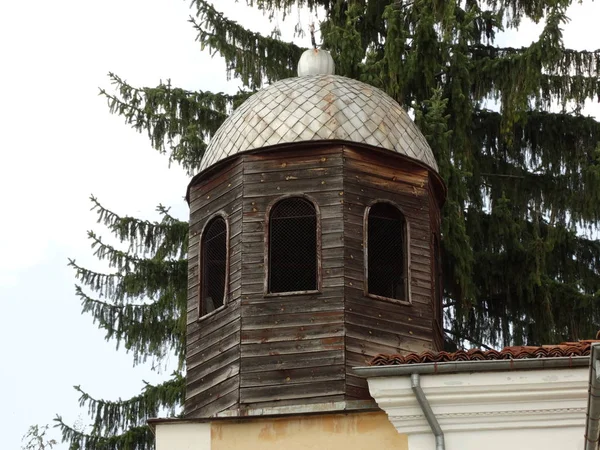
[297, 48, 335, 77]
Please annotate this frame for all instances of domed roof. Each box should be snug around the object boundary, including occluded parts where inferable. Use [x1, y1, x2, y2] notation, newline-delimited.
[199, 75, 438, 173]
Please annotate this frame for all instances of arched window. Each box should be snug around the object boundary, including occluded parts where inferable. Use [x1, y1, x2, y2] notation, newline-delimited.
[366, 202, 408, 302]
[268, 197, 318, 294]
[200, 216, 228, 316]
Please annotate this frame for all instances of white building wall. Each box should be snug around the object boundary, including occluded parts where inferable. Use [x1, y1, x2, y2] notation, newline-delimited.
[367, 368, 589, 450]
[410, 427, 584, 450]
[155, 422, 211, 450]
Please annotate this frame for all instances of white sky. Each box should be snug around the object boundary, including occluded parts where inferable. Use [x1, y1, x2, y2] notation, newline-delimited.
[1, 1, 599, 449]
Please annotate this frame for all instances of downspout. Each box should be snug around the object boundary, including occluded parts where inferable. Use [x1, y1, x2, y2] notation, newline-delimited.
[584, 343, 600, 450]
[411, 373, 445, 450]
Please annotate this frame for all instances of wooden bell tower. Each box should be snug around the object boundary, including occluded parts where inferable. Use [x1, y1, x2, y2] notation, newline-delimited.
[184, 52, 446, 419]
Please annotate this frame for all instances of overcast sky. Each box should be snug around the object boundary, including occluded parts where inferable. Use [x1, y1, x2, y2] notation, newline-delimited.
[1, 1, 599, 449]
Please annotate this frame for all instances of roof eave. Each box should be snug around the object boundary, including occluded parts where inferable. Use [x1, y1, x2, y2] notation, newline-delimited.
[353, 356, 591, 377]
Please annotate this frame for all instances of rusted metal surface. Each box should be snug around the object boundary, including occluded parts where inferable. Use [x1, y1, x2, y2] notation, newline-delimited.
[199, 75, 439, 174]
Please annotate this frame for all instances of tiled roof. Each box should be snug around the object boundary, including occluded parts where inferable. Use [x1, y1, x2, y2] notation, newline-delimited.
[200, 75, 439, 173]
[370, 340, 600, 366]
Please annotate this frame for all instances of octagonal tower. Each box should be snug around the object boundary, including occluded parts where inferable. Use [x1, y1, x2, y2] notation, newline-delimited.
[184, 60, 446, 419]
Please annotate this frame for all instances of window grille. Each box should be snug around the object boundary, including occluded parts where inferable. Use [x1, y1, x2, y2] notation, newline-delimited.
[201, 217, 227, 315]
[367, 203, 407, 301]
[269, 198, 318, 293]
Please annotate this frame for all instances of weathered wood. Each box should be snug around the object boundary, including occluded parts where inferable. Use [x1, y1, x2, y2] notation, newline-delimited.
[241, 322, 344, 344]
[241, 350, 344, 373]
[185, 389, 239, 420]
[346, 298, 432, 329]
[346, 331, 433, 356]
[187, 360, 240, 397]
[187, 334, 240, 373]
[242, 147, 343, 173]
[241, 299, 344, 317]
[185, 376, 239, 417]
[428, 176, 444, 350]
[345, 312, 432, 341]
[243, 178, 343, 197]
[241, 336, 344, 358]
[240, 380, 346, 403]
[346, 350, 373, 367]
[187, 317, 240, 359]
[186, 300, 240, 341]
[241, 350, 345, 373]
[240, 364, 345, 388]
[184, 142, 443, 418]
[244, 165, 344, 184]
[189, 159, 243, 201]
[184, 158, 244, 419]
[345, 374, 370, 400]
[239, 395, 347, 411]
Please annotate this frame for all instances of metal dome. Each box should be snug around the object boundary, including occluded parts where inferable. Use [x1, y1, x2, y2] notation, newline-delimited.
[199, 75, 438, 173]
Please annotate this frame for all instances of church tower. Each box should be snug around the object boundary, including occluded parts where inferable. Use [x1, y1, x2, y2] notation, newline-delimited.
[183, 50, 446, 419]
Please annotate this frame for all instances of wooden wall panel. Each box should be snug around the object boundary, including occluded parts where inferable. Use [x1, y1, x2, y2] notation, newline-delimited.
[429, 174, 444, 350]
[342, 146, 435, 400]
[239, 146, 347, 409]
[185, 159, 244, 419]
[184, 143, 443, 416]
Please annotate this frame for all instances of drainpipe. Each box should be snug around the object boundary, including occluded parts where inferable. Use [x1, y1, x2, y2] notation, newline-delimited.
[584, 343, 600, 450]
[411, 373, 445, 450]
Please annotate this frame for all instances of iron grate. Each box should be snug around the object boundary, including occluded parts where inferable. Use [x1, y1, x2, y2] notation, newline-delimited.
[368, 203, 406, 300]
[201, 217, 227, 314]
[269, 198, 317, 293]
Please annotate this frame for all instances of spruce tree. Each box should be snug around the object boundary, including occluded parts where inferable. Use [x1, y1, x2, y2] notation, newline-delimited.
[58, 0, 600, 448]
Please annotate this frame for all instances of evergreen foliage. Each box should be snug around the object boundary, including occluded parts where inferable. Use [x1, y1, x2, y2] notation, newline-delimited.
[60, 0, 600, 448]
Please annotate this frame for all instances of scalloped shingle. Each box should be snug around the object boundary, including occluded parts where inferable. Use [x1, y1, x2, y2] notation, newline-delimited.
[200, 75, 438, 173]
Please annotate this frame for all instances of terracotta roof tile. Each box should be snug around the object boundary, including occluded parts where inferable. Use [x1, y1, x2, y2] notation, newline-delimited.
[369, 340, 600, 366]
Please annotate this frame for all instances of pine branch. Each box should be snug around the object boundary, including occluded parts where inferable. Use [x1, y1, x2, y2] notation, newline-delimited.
[472, 153, 600, 226]
[87, 232, 143, 271]
[74, 285, 186, 365]
[443, 328, 494, 350]
[54, 417, 153, 450]
[74, 374, 184, 436]
[86, 233, 186, 283]
[538, 74, 600, 107]
[100, 73, 250, 174]
[70, 253, 187, 301]
[469, 45, 600, 78]
[189, 0, 305, 89]
[69, 260, 122, 299]
[473, 109, 600, 173]
[90, 195, 188, 259]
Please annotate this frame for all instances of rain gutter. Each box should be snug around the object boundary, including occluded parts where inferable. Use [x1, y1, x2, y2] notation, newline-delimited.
[353, 355, 590, 378]
[584, 343, 600, 450]
[411, 373, 445, 450]
[355, 356, 591, 450]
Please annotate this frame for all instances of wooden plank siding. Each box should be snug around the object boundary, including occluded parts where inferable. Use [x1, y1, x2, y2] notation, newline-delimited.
[183, 143, 443, 417]
[239, 146, 347, 409]
[185, 158, 244, 419]
[429, 173, 444, 351]
[342, 145, 435, 399]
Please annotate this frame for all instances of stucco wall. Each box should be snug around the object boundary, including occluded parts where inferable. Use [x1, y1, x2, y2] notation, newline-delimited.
[156, 422, 211, 450]
[155, 412, 407, 450]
